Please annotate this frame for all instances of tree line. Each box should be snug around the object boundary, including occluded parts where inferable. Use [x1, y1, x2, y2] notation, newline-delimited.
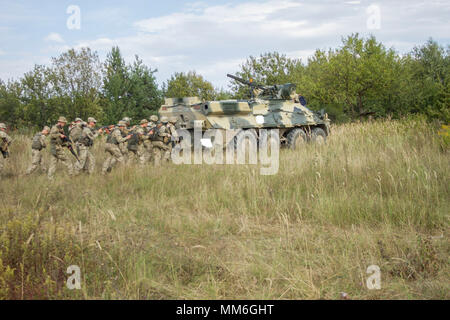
[0, 34, 448, 129]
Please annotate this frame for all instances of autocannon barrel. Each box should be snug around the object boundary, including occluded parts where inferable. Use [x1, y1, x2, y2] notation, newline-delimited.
[226, 74, 252, 86]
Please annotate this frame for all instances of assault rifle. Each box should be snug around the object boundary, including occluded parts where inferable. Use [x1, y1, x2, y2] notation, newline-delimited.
[99, 125, 115, 134]
[61, 135, 80, 162]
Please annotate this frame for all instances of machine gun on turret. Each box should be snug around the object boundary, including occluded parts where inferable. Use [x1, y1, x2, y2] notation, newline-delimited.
[227, 74, 298, 101]
[227, 74, 268, 99]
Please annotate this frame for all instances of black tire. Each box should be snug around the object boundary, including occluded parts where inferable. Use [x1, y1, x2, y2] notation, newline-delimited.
[287, 128, 307, 150]
[311, 127, 327, 145]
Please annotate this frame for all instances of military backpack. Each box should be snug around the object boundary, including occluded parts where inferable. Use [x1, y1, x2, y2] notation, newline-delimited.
[69, 125, 83, 143]
[31, 133, 44, 150]
[106, 130, 119, 145]
[127, 132, 140, 151]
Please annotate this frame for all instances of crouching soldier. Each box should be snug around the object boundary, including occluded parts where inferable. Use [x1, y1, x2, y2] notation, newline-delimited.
[0, 123, 12, 175]
[102, 121, 131, 174]
[75, 118, 98, 175]
[48, 116, 74, 179]
[26, 126, 50, 175]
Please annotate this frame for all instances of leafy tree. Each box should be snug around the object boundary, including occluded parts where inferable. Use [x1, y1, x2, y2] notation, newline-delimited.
[20, 65, 56, 127]
[231, 52, 301, 98]
[164, 71, 216, 101]
[406, 39, 449, 122]
[0, 80, 23, 128]
[307, 34, 402, 119]
[49, 47, 103, 122]
[101, 46, 131, 124]
[127, 55, 162, 120]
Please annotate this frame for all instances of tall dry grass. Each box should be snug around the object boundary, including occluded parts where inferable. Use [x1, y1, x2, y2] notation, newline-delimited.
[0, 117, 448, 299]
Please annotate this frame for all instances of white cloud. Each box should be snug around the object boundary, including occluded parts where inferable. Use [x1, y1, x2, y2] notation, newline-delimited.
[2, 0, 449, 86]
[44, 32, 64, 43]
[74, 0, 341, 86]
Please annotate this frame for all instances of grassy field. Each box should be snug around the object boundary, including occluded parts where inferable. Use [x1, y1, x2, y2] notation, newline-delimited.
[0, 117, 448, 299]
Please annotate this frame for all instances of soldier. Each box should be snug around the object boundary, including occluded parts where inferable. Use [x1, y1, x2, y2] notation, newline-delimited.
[102, 121, 132, 174]
[69, 118, 83, 140]
[120, 117, 132, 161]
[148, 115, 158, 127]
[48, 116, 74, 179]
[0, 123, 12, 175]
[146, 115, 158, 162]
[167, 117, 179, 140]
[126, 124, 140, 164]
[151, 116, 171, 166]
[136, 119, 151, 165]
[127, 120, 150, 165]
[122, 117, 132, 128]
[25, 126, 50, 175]
[75, 118, 99, 174]
[166, 117, 179, 161]
[70, 117, 83, 155]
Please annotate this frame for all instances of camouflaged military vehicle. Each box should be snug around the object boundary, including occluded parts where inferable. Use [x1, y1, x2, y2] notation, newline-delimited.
[158, 74, 330, 149]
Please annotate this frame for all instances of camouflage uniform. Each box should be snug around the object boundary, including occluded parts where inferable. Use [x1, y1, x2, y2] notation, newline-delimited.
[126, 126, 141, 165]
[75, 122, 97, 174]
[0, 123, 12, 174]
[69, 120, 83, 154]
[48, 118, 74, 178]
[128, 120, 150, 165]
[102, 123, 129, 174]
[120, 117, 132, 161]
[26, 127, 49, 175]
[151, 117, 171, 166]
[146, 115, 158, 162]
[165, 117, 179, 162]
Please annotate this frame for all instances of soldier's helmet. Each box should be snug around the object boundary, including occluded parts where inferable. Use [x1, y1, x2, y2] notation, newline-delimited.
[169, 117, 178, 124]
[140, 119, 148, 125]
[150, 115, 158, 122]
[0, 123, 6, 129]
[118, 120, 126, 127]
[160, 116, 168, 124]
[74, 117, 83, 122]
[88, 117, 97, 123]
[122, 117, 131, 124]
[43, 126, 50, 132]
[58, 116, 68, 123]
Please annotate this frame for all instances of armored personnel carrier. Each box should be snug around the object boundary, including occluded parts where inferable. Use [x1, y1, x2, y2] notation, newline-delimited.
[158, 74, 330, 149]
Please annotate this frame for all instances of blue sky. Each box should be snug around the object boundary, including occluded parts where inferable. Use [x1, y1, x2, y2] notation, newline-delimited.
[0, 0, 449, 88]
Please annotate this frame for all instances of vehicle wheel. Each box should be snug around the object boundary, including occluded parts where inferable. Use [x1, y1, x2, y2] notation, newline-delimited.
[311, 127, 327, 145]
[258, 129, 280, 150]
[287, 128, 307, 150]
